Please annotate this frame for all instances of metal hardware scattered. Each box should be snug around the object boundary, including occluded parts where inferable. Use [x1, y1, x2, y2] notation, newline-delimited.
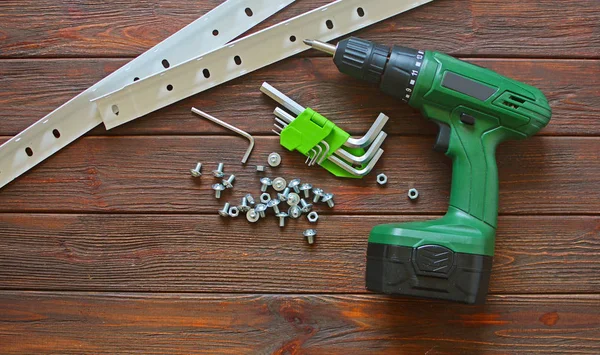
[299, 183, 312, 199]
[268, 152, 282, 167]
[277, 187, 291, 202]
[260, 177, 272, 192]
[213, 163, 225, 178]
[192, 108, 255, 164]
[223, 174, 236, 189]
[190, 163, 203, 177]
[256, 165, 266, 172]
[272, 177, 287, 191]
[377, 173, 388, 185]
[229, 206, 240, 218]
[245, 193, 256, 206]
[219, 203, 231, 217]
[255, 204, 267, 218]
[288, 179, 301, 193]
[289, 205, 302, 219]
[246, 209, 260, 223]
[303, 229, 317, 245]
[212, 183, 226, 199]
[260, 193, 271, 204]
[307, 211, 319, 223]
[276, 212, 289, 227]
[312, 188, 324, 203]
[267, 199, 281, 214]
[300, 199, 313, 213]
[408, 188, 419, 201]
[238, 197, 251, 213]
[321, 193, 335, 208]
[287, 193, 300, 207]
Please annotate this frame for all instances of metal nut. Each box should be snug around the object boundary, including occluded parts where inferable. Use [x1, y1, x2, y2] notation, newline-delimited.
[408, 188, 419, 200]
[256, 165, 266, 172]
[272, 177, 287, 192]
[307, 211, 319, 223]
[377, 173, 388, 185]
[260, 193, 271, 204]
[229, 206, 240, 217]
[268, 152, 282, 167]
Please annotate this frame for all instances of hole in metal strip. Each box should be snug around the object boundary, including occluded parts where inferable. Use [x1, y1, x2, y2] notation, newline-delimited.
[245, 7, 253, 17]
[25, 147, 33, 157]
[203, 69, 211, 78]
[162, 59, 170, 69]
[167, 84, 174, 91]
[112, 105, 120, 116]
[326, 20, 334, 29]
[234, 56, 242, 65]
[52, 129, 61, 138]
[357, 7, 365, 17]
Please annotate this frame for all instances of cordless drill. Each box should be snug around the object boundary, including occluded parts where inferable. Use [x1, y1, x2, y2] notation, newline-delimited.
[304, 37, 552, 304]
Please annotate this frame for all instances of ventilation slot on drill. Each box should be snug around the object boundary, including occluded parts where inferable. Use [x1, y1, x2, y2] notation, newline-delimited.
[501, 94, 529, 110]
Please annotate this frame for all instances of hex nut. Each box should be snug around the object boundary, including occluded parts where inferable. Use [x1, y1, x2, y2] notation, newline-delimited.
[307, 211, 319, 223]
[268, 152, 282, 167]
[229, 206, 240, 218]
[260, 193, 271, 204]
[408, 188, 419, 200]
[272, 177, 287, 192]
[377, 173, 388, 186]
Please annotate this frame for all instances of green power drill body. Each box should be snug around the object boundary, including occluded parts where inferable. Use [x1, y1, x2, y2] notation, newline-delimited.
[305, 37, 552, 304]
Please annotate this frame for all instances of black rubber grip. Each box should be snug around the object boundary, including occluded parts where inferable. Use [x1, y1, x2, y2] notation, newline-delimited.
[333, 37, 390, 84]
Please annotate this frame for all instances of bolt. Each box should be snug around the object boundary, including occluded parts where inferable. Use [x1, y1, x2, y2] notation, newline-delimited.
[212, 162, 225, 178]
[288, 179, 301, 193]
[276, 212, 289, 228]
[190, 163, 203, 177]
[245, 193, 255, 206]
[212, 183, 226, 199]
[267, 199, 281, 214]
[272, 177, 287, 192]
[299, 183, 313, 199]
[312, 188, 324, 203]
[278, 187, 291, 202]
[268, 152, 282, 167]
[287, 193, 301, 207]
[303, 229, 317, 245]
[238, 197, 250, 213]
[260, 177, 272, 192]
[300, 199, 313, 213]
[288, 205, 302, 219]
[255, 203, 267, 218]
[219, 202, 230, 217]
[222, 174, 236, 189]
[246, 209, 260, 223]
[321, 193, 335, 208]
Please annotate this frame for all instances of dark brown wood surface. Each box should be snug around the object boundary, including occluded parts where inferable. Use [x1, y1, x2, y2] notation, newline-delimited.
[0, 0, 599, 354]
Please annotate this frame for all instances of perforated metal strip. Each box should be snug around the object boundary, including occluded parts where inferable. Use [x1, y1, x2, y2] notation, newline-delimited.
[94, 0, 433, 130]
[0, 0, 295, 189]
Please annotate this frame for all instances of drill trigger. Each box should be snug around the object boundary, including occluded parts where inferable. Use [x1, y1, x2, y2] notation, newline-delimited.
[433, 121, 451, 153]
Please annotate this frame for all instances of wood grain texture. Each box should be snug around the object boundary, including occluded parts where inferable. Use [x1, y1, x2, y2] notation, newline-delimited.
[0, 214, 597, 294]
[0, 292, 599, 354]
[0, 136, 597, 214]
[0, 0, 598, 58]
[0, 58, 599, 137]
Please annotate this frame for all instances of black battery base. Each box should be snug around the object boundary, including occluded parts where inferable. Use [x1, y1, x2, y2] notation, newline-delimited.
[366, 243, 493, 304]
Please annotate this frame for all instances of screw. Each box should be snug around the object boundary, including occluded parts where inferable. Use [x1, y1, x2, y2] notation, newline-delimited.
[222, 174, 236, 189]
[299, 183, 313, 199]
[267, 199, 281, 214]
[246, 209, 260, 223]
[300, 199, 313, 213]
[238, 197, 250, 212]
[321, 193, 335, 208]
[276, 212, 289, 228]
[268, 152, 282, 167]
[288, 179, 301, 193]
[288, 205, 302, 219]
[312, 188, 324, 203]
[219, 202, 230, 217]
[245, 193, 255, 206]
[272, 177, 287, 192]
[212, 162, 225, 178]
[212, 183, 226, 199]
[190, 163, 203, 177]
[255, 203, 267, 218]
[277, 187, 291, 202]
[287, 193, 301, 206]
[303, 229, 317, 245]
[260, 177, 272, 192]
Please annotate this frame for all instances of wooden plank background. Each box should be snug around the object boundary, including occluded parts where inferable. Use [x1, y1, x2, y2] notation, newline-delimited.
[0, 0, 598, 353]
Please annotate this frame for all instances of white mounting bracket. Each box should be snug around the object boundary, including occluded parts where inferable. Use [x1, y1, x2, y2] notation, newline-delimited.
[0, 0, 295, 189]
